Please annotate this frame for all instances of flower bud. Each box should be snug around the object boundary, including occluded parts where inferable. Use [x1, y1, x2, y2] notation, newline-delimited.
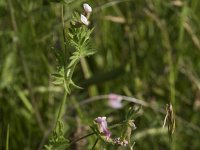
[81, 14, 89, 26]
[83, 3, 92, 13]
[128, 120, 136, 130]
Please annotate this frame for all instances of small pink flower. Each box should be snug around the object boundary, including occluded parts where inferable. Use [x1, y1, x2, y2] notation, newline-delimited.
[113, 137, 129, 146]
[95, 117, 111, 139]
[108, 94, 123, 109]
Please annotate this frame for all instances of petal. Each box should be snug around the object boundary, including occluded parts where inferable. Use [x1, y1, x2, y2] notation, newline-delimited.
[94, 116, 112, 139]
[83, 3, 92, 13]
[108, 94, 123, 109]
[81, 14, 89, 26]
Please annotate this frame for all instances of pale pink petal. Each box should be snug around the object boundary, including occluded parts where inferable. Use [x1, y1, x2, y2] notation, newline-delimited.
[95, 117, 111, 139]
[108, 94, 123, 109]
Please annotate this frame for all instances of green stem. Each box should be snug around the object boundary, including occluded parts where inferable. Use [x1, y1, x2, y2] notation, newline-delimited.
[6, 124, 9, 150]
[91, 138, 99, 150]
[56, 91, 68, 124]
[109, 122, 125, 129]
[54, 3, 69, 129]
[61, 4, 68, 68]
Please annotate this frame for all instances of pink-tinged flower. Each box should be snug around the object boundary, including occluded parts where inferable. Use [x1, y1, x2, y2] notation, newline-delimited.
[80, 14, 89, 26]
[83, 3, 92, 13]
[95, 117, 111, 139]
[108, 94, 123, 109]
[113, 137, 129, 146]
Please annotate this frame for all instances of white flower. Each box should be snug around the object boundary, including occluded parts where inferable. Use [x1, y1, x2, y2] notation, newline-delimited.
[108, 94, 123, 109]
[83, 3, 92, 13]
[81, 14, 89, 26]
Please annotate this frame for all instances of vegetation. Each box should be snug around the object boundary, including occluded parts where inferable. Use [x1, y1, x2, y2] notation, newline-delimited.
[0, 0, 200, 149]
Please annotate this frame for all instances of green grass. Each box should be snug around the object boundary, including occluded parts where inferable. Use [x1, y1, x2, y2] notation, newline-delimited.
[1, 0, 200, 149]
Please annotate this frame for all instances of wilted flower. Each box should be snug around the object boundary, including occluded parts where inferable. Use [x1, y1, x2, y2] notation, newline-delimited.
[81, 14, 89, 26]
[95, 117, 111, 139]
[128, 120, 136, 130]
[113, 137, 128, 146]
[108, 94, 123, 109]
[83, 3, 92, 13]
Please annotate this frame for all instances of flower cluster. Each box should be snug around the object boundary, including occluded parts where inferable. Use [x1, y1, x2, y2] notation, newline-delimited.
[113, 137, 128, 147]
[93, 116, 136, 147]
[81, 3, 92, 26]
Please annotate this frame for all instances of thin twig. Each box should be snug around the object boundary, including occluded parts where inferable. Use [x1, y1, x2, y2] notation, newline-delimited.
[61, 4, 68, 67]
[80, 95, 108, 104]
[91, 138, 99, 150]
[121, 95, 149, 106]
[69, 133, 95, 145]
[80, 94, 148, 106]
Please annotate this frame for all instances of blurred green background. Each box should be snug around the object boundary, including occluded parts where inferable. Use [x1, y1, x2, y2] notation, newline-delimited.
[1, 0, 200, 149]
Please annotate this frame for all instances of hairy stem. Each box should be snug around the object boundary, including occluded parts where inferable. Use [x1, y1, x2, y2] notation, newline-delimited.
[56, 91, 68, 123]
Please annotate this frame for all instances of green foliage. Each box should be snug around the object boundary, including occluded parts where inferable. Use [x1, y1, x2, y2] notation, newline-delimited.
[46, 7, 96, 149]
[45, 121, 69, 150]
[52, 12, 95, 93]
[68, 27, 95, 67]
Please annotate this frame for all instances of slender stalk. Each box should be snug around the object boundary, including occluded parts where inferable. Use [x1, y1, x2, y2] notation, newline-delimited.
[61, 4, 68, 68]
[69, 133, 95, 145]
[91, 138, 99, 150]
[56, 91, 68, 123]
[109, 122, 125, 129]
[54, 3, 69, 130]
[80, 94, 148, 106]
[6, 124, 9, 150]
[53, 3, 72, 132]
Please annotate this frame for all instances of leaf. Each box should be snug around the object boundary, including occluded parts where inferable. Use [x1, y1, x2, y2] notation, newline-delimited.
[15, 87, 33, 114]
[67, 57, 79, 68]
[52, 73, 64, 78]
[52, 71, 64, 85]
[0, 51, 16, 89]
[52, 79, 64, 85]
[70, 80, 83, 89]
[63, 78, 70, 93]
